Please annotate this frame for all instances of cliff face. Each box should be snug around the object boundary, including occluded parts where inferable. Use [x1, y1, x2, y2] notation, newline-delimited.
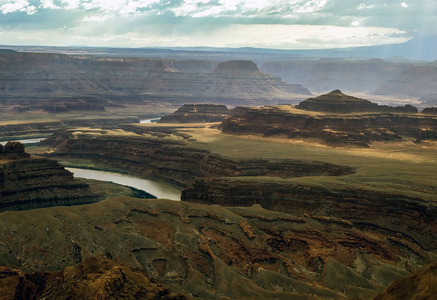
[221, 92, 437, 146]
[0, 52, 310, 110]
[49, 131, 354, 188]
[0, 143, 101, 211]
[374, 65, 437, 97]
[0, 117, 139, 139]
[181, 178, 437, 251]
[261, 58, 408, 94]
[297, 90, 418, 113]
[158, 104, 231, 123]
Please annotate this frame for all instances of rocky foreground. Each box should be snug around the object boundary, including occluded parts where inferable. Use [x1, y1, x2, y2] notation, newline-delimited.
[1, 196, 432, 299]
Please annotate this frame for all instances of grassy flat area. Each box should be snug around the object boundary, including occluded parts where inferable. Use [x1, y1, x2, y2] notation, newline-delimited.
[172, 124, 437, 201]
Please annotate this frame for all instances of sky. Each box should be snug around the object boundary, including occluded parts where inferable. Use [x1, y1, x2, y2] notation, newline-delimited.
[0, 0, 436, 49]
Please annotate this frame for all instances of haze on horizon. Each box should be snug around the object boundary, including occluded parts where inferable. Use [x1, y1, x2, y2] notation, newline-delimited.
[0, 0, 435, 53]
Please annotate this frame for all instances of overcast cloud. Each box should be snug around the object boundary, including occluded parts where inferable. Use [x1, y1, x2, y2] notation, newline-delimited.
[0, 0, 435, 48]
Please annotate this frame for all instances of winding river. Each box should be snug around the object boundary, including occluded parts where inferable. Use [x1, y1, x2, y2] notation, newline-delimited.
[66, 167, 182, 201]
[139, 118, 161, 124]
[0, 138, 47, 146]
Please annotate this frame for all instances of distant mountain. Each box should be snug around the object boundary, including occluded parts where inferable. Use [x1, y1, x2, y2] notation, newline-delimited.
[2, 35, 437, 62]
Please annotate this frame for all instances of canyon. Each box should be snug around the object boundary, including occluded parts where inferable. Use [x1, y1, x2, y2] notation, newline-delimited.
[261, 58, 437, 100]
[0, 49, 436, 299]
[0, 52, 310, 115]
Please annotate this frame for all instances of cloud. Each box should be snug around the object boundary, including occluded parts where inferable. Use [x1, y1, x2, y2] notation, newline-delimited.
[0, 0, 434, 48]
[0, 0, 37, 14]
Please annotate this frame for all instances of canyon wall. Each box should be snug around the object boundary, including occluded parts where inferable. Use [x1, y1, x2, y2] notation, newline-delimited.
[49, 131, 354, 188]
[221, 92, 437, 147]
[158, 103, 231, 123]
[0, 52, 310, 111]
[0, 143, 101, 211]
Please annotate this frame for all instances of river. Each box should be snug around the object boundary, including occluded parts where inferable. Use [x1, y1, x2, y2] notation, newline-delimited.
[66, 167, 182, 201]
[0, 138, 47, 146]
[139, 118, 161, 124]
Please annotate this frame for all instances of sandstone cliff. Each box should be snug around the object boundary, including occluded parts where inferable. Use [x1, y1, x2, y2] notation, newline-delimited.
[158, 104, 231, 123]
[181, 177, 437, 251]
[0, 116, 139, 140]
[0, 143, 101, 211]
[221, 92, 437, 146]
[47, 130, 354, 188]
[0, 52, 311, 111]
[297, 90, 418, 113]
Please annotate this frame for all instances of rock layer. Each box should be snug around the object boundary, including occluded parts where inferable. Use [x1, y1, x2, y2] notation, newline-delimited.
[48, 130, 354, 188]
[158, 104, 231, 123]
[0, 196, 431, 299]
[0, 257, 186, 299]
[0, 144, 101, 211]
[181, 177, 437, 251]
[297, 90, 418, 113]
[0, 52, 311, 110]
[374, 262, 437, 300]
[222, 92, 437, 146]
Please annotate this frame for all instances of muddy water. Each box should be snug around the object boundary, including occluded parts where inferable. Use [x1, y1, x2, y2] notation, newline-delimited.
[0, 138, 47, 146]
[66, 167, 181, 201]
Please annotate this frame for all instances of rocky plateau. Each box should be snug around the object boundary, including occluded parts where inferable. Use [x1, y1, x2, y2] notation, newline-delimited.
[158, 104, 231, 123]
[222, 90, 437, 147]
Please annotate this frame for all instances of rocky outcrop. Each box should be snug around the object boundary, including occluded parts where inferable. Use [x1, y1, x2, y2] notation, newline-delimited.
[181, 178, 437, 251]
[0, 117, 139, 140]
[0, 196, 433, 299]
[0, 257, 186, 299]
[422, 107, 437, 114]
[222, 92, 437, 146]
[0, 141, 29, 159]
[0, 143, 101, 211]
[212, 60, 263, 76]
[158, 104, 231, 123]
[297, 90, 418, 113]
[374, 262, 437, 300]
[47, 130, 354, 188]
[0, 121, 64, 139]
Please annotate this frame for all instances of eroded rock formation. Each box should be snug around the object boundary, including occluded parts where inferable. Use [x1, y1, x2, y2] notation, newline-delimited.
[0, 257, 186, 299]
[158, 104, 231, 123]
[374, 262, 437, 300]
[221, 91, 437, 146]
[0, 52, 311, 110]
[47, 130, 354, 187]
[0, 196, 433, 299]
[181, 178, 437, 251]
[0, 143, 101, 211]
[297, 90, 418, 113]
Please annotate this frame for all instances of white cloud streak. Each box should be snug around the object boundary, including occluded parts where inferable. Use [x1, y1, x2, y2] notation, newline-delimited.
[0, 0, 434, 48]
